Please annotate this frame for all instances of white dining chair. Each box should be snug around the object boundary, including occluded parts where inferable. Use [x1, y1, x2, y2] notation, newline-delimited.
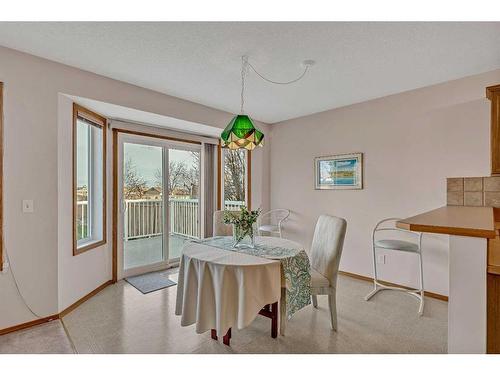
[310, 214, 347, 331]
[364, 218, 424, 315]
[213, 210, 233, 236]
[257, 209, 290, 238]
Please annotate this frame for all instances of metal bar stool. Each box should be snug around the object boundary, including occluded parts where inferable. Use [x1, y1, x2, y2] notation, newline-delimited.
[364, 218, 424, 315]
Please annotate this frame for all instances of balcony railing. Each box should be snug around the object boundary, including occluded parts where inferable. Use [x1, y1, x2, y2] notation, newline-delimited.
[124, 199, 165, 240]
[77, 198, 244, 241]
[76, 200, 88, 240]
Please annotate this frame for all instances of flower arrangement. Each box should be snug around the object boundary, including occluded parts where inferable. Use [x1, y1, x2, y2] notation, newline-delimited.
[223, 205, 261, 248]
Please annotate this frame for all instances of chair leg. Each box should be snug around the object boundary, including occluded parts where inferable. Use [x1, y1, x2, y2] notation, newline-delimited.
[311, 295, 318, 308]
[418, 252, 425, 316]
[364, 281, 381, 301]
[223, 328, 231, 346]
[271, 302, 278, 338]
[365, 244, 380, 301]
[328, 293, 338, 331]
[418, 292, 425, 316]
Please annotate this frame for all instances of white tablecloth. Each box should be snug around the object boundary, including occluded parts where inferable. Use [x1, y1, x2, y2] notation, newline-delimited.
[175, 237, 303, 335]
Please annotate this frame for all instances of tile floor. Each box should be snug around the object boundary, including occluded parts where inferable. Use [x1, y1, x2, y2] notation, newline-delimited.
[0, 273, 447, 354]
[0, 320, 74, 354]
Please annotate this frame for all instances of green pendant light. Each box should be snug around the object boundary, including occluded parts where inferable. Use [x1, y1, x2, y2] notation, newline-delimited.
[221, 114, 264, 150]
[221, 56, 313, 149]
[221, 56, 264, 150]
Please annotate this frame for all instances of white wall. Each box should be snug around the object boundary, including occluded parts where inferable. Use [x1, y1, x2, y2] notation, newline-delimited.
[270, 69, 500, 296]
[0, 46, 270, 329]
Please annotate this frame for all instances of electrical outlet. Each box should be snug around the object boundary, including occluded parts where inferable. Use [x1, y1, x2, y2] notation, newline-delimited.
[377, 254, 386, 264]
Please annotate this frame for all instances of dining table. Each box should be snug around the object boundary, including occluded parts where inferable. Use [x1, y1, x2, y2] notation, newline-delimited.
[175, 236, 311, 345]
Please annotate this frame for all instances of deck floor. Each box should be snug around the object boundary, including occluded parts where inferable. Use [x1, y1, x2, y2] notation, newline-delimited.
[124, 234, 192, 269]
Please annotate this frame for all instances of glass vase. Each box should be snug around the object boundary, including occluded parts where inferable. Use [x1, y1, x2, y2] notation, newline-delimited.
[232, 223, 256, 249]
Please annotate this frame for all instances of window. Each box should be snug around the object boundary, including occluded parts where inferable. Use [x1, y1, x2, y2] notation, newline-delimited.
[73, 104, 106, 255]
[221, 148, 250, 210]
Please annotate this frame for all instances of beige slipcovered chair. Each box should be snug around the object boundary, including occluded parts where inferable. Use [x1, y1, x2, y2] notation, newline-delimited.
[310, 215, 347, 331]
[213, 210, 233, 237]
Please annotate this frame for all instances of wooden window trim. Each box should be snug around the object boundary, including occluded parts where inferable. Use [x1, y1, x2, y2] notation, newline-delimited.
[73, 104, 107, 256]
[217, 144, 222, 210]
[486, 84, 500, 101]
[112, 129, 118, 282]
[487, 84, 500, 175]
[217, 145, 252, 210]
[112, 128, 201, 145]
[0, 83, 3, 271]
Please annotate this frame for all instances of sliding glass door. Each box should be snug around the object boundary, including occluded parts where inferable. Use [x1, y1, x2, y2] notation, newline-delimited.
[168, 148, 201, 260]
[117, 134, 202, 279]
[122, 142, 164, 271]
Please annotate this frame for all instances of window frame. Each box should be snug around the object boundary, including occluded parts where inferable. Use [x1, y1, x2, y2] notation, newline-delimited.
[217, 145, 252, 210]
[73, 103, 107, 256]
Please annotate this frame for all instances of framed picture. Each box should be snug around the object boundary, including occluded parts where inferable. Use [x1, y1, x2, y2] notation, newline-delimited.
[314, 153, 363, 190]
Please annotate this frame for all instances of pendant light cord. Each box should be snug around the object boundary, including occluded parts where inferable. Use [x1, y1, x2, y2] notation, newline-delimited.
[240, 56, 248, 114]
[239, 55, 312, 114]
[247, 60, 310, 85]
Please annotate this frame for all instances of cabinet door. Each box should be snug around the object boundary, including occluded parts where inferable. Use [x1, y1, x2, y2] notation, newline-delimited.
[488, 273, 500, 353]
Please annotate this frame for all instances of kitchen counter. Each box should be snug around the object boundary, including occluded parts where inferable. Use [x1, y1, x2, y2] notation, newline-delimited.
[397, 205, 496, 353]
[396, 206, 496, 239]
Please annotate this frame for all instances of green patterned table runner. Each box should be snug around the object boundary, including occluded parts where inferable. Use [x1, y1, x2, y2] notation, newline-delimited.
[192, 236, 311, 319]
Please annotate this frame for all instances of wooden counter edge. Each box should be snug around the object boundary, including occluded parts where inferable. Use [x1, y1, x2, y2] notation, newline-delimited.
[396, 221, 497, 239]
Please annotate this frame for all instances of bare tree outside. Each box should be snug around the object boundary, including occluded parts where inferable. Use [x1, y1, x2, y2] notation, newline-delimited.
[185, 151, 200, 198]
[155, 161, 188, 194]
[124, 157, 147, 199]
[224, 149, 246, 203]
[124, 147, 245, 203]
[153, 155, 200, 198]
[189, 150, 200, 177]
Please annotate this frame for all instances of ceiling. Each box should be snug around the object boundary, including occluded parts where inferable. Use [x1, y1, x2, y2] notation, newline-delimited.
[1, 22, 500, 123]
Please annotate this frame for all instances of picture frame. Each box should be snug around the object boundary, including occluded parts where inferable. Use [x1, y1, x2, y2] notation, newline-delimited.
[314, 152, 363, 190]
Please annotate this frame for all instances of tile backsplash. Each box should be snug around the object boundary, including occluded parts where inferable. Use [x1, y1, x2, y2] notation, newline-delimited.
[447, 177, 500, 207]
